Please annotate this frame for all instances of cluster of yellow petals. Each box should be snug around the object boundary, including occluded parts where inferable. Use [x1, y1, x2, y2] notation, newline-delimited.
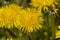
[0, 4, 22, 28]
[31, 0, 54, 7]
[31, 0, 58, 13]
[56, 30, 60, 38]
[0, 3, 43, 32]
[56, 25, 60, 38]
[14, 8, 44, 32]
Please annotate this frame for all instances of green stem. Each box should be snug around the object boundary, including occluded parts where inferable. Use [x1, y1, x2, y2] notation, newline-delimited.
[44, 13, 49, 40]
[49, 14, 55, 40]
[45, 12, 55, 40]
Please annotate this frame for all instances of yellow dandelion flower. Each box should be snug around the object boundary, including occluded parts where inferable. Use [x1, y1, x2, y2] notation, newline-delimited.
[0, 4, 22, 28]
[14, 8, 44, 32]
[30, 0, 55, 7]
[30, 0, 58, 13]
[55, 30, 60, 38]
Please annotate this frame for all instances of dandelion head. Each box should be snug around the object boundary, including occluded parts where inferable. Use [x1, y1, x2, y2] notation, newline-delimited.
[14, 8, 44, 32]
[30, 0, 58, 13]
[0, 4, 22, 28]
[30, 0, 55, 7]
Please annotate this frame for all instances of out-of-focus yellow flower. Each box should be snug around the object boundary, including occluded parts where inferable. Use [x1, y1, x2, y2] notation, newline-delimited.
[30, 0, 54, 7]
[14, 8, 44, 32]
[58, 25, 60, 29]
[55, 25, 60, 38]
[30, 0, 58, 13]
[0, 4, 22, 28]
[56, 30, 60, 38]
